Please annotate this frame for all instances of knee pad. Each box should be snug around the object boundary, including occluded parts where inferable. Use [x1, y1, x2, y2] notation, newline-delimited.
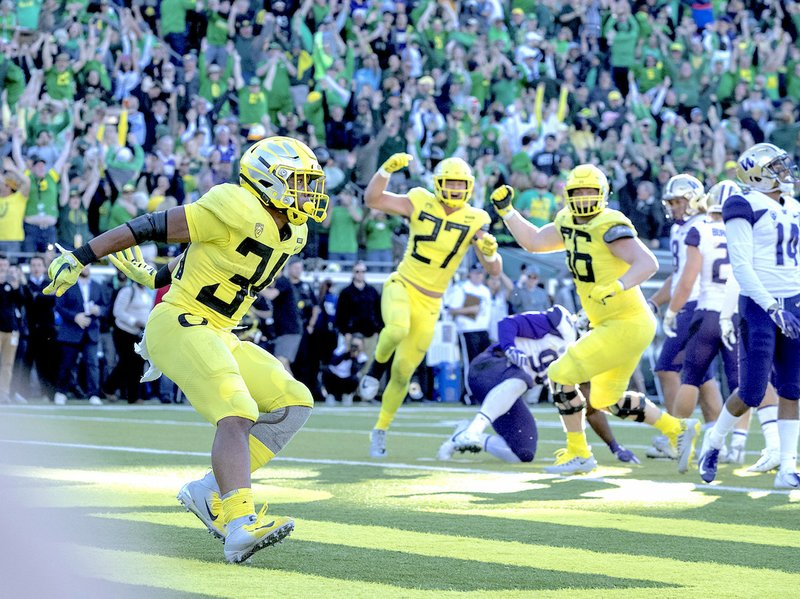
[250, 405, 312, 455]
[608, 391, 647, 422]
[549, 382, 586, 416]
[383, 322, 410, 346]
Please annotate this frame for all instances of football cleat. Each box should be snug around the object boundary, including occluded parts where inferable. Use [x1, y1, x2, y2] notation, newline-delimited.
[370, 428, 387, 458]
[223, 504, 294, 563]
[544, 449, 597, 475]
[177, 478, 226, 541]
[645, 435, 675, 459]
[612, 445, 640, 464]
[341, 393, 354, 407]
[698, 446, 720, 483]
[747, 449, 781, 472]
[672, 418, 700, 473]
[54, 392, 67, 406]
[774, 469, 800, 489]
[437, 422, 482, 461]
[358, 375, 380, 401]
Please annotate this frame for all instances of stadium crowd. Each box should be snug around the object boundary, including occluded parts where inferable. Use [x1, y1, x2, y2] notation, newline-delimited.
[1, 0, 799, 403]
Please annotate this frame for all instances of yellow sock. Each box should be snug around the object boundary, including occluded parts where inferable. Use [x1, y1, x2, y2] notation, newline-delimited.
[221, 488, 255, 525]
[248, 436, 275, 472]
[653, 412, 682, 437]
[374, 377, 407, 430]
[566, 431, 591, 457]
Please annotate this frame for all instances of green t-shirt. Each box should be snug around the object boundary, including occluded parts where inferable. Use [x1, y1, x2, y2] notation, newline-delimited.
[160, 0, 195, 36]
[207, 11, 229, 47]
[25, 169, 59, 219]
[58, 205, 90, 248]
[328, 206, 360, 254]
[606, 18, 640, 68]
[672, 73, 701, 107]
[0, 56, 25, 107]
[45, 67, 76, 101]
[15, 0, 42, 30]
[238, 87, 268, 125]
[364, 216, 397, 251]
[99, 199, 136, 233]
[516, 189, 556, 227]
[634, 63, 665, 93]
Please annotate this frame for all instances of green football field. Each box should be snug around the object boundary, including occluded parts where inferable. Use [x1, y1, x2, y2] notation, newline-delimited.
[1, 402, 799, 598]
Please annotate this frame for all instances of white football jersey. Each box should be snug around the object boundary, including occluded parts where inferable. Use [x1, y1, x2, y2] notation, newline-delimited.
[511, 306, 577, 382]
[723, 189, 800, 306]
[695, 217, 731, 311]
[669, 214, 703, 302]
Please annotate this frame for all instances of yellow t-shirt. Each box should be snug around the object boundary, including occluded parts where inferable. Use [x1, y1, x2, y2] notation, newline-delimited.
[0, 191, 28, 241]
[166, 184, 308, 330]
[553, 207, 649, 324]
[397, 187, 490, 294]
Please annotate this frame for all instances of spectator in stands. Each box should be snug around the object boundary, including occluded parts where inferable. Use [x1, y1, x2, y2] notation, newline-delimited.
[335, 261, 383, 365]
[261, 263, 303, 374]
[510, 265, 551, 314]
[0, 156, 31, 258]
[19, 255, 55, 401]
[323, 333, 368, 406]
[363, 208, 398, 270]
[0, 256, 23, 403]
[447, 263, 493, 369]
[325, 185, 363, 264]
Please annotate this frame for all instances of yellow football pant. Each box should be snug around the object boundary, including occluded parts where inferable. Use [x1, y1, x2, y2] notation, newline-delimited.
[374, 273, 440, 430]
[548, 313, 656, 409]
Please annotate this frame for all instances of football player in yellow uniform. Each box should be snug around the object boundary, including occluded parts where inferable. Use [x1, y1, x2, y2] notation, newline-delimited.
[43, 137, 327, 563]
[358, 154, 502, 457]
[493, 164, 700, 474]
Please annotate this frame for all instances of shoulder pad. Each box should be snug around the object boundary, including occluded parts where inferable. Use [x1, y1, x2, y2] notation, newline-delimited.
[603, 224, 635, 244]
[722, 195, 754, 224]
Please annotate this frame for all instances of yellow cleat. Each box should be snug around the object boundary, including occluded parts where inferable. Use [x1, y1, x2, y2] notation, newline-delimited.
[223, 504, 294, 563]
[544, 448, 597, 474]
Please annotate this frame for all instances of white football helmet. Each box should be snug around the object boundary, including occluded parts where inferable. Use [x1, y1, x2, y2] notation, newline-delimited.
[701, 180, 741, 214]
[736, 143, 799, 193]
[662, 174, 704, 221]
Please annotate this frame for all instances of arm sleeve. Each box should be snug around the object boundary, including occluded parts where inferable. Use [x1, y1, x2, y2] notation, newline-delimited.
[720, 275, 741, 320]
[725, 218, 775, 311]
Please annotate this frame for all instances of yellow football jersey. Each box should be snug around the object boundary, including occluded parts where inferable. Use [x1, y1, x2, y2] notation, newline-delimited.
[164, 184, 307, 330]
[396, 187, 490, 294]
[553, 207, 649, 324]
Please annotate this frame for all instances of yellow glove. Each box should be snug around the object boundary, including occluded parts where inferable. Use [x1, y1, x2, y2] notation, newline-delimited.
[379, 153, 413, 175]
[589, 280, 625, 305]
[108, 246, 157, 289]
[43, 243, 86, 297]
[476, 232, 498, 258]
[490, 185, 515, 219]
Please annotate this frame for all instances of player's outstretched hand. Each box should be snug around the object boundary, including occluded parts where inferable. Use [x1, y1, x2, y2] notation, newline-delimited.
[490, 185, 515, 219]
[379, 153, 413, 175]
[719, 317, 737, 350]
[505, 346, 530, 369]
[475, 232, 498, 258]
[43, 243, 86, 297]
[768, 304, 800, 339]
[108, 246, 157, 289]
[588, 280, 624, 305]
[662, 309, 678, 338]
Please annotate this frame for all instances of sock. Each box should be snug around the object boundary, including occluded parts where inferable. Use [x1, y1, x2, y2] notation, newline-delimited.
[375, 375, 407, 430]
[248, 435, 276, 472]
[466, 412, 492, 437]
[778, 419, 799, 472]
[730, 429, 748, 450]
[707, 405, 740, 449]
[485, 435, 521, 463]
[757, 405, 780, 452]
[653, 412, 682, 438]
[201, 470, 220, 493]
[566, 431, 591, 458]
[221, 488, 255, 526]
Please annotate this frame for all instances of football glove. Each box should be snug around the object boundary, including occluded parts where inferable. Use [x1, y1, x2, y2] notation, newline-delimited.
[475, 232, 498, 258]
[43, 243, 86, 297]
[768, 303, 800, 339]
[490, 185, 515, 219]
[505, 346, 530, 369]
[662, 309, 678, 338]
[588, 280, 624, 305]
[108, 246, 157, 289]
[379, 153, 413, 175]
[719, 317, 737, 351]
[573, 309, 590, 337]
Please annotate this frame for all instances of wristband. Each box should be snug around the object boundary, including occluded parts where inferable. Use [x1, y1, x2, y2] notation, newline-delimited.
[501, 209, 519, 222]
[73, 243, 98, 266]
[378, 167, 391, 179]
[484, 253, 499, 263]
[154, 264, 173, 289]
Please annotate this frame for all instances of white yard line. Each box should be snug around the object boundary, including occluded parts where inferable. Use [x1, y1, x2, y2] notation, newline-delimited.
[0, 438, 792, 496]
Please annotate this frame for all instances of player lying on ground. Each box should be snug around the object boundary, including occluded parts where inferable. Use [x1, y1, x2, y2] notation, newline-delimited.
[493, 164, 699, 475]
[437, 306, 640, 466]
[44, 136, 325, 562]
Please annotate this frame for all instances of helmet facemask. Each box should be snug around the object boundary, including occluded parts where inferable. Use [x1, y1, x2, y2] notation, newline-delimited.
[764, 154, 800, 188]
[434, 176, 473, 208]
[567, 188, 606, 217]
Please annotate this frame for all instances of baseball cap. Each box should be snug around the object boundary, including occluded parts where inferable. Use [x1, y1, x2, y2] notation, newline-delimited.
[670, 42, 684, 52]
[248, 76, 261, 86]
[418, 75, 435, 87]
[122, 183, 135, 192]
[511, 8, 524, 16]
[608, 90, 623, 102]
[724, 160, 737, 170]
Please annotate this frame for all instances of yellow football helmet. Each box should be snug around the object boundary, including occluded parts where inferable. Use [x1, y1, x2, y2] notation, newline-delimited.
[736, 142, 799, 192]
[564, 164, 609, 217]
[699, 180, 741, 214]
[662, 174, 703, 220]
[239, 136, 328, 225]
[433, 157, 474, 208]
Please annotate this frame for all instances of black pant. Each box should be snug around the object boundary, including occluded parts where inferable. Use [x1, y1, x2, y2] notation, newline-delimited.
[104, 328, 144, 403]
[57, 337, 100, 397]
[22, 328, 56, 398]
[322, 370, 358, 399]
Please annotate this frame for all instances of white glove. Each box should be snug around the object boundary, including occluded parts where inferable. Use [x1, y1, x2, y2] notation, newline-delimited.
[505, 346, 530, 369]
[663, 309, 678, 338]
[720, 317, 737, 351]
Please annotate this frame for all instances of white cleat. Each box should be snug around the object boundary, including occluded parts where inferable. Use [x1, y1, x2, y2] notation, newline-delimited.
[544, 450, 598, 475]
[437, 422, 482, 461]
[747, 449, 781, 473]
[88, 395, 103, 406]
[774, 469, 800, 489]
[223, 505, 294, 564]
[645, 435, 675, 459]
[370, 428, 387, 458]
[54, 392, 67, 406]
[177, 478, 226, 541]
[358, 375, 380, 401]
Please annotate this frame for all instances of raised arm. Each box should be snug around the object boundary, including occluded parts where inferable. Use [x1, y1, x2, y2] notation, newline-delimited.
[491, 186, 565, 252]
[364, 153, 413, 217]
